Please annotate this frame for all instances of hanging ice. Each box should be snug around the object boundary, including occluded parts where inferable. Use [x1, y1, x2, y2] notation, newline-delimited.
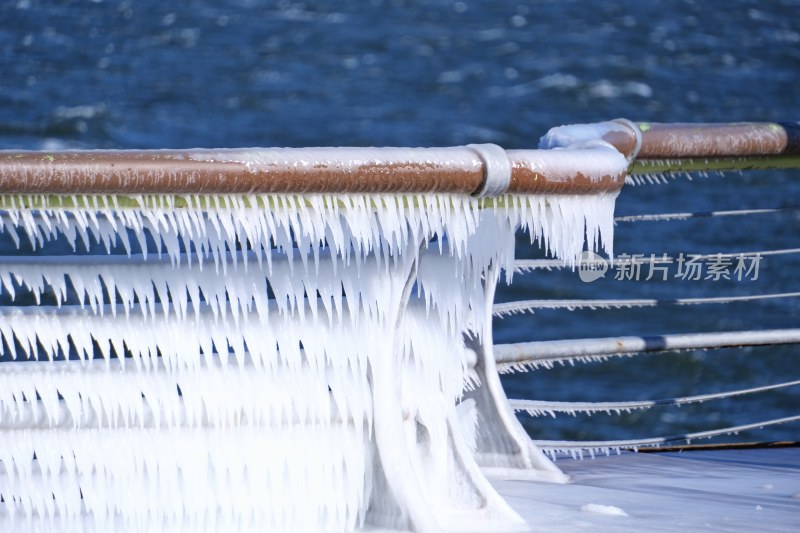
[0, 191, 617, 531]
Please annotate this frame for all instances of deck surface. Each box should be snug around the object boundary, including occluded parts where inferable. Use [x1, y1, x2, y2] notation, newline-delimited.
[491, 447, 800, 532]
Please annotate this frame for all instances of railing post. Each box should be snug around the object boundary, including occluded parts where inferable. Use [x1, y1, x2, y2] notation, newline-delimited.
[463, 265, 568, 483]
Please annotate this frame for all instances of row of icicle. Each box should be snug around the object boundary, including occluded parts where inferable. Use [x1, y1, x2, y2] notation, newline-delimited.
[0, 192, 617, 530]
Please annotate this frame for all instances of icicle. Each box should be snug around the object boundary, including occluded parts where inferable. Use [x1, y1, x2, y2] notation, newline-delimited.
[0, 190, 617, 530]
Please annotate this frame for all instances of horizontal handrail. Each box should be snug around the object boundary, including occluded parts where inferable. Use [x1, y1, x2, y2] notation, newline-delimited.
[541, 121, 800, 170]
[541, 122, 800, 159]
[0, 121, 798, 196]
[623, 122, 800, 159]
[0, 145, 626, 196]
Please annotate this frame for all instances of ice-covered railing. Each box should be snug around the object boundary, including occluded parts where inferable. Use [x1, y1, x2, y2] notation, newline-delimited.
[0, 121, 798, 531]
[0, 138, 627, 532]
[499, 121, 800, 460]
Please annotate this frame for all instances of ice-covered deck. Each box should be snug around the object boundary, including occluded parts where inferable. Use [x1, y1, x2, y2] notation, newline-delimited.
[493, 446, 800, 532]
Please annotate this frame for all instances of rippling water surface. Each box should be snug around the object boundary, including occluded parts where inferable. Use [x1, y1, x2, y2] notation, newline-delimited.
[1, 0, 799, 442]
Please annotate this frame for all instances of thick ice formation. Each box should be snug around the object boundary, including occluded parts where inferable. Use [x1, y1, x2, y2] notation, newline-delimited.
[0, 192, 616, 531]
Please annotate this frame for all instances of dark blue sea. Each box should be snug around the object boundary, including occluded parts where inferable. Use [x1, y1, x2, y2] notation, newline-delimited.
[1, 0, 799, 443]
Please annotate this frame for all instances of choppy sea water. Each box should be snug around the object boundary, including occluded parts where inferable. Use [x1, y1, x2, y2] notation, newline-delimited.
[1, 0, 798, 442]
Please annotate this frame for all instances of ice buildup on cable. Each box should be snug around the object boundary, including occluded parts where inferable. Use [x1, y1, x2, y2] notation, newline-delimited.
[0, 191, 617, 530]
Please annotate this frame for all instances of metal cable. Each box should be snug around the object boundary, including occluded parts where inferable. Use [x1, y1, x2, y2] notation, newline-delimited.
[533, 415, 800, 452]
[494, 292, 800, 316]
[510, 379, 800, 416]
[615, 206, 800, 223]
[513, 247, 800, 272]
[494, 328, 800, 367]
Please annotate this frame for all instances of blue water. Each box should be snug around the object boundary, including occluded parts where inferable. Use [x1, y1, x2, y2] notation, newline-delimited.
[1, 0, 799, 442]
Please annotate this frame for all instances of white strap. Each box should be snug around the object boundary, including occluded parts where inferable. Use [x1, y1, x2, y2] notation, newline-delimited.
[612, 118, 643, 162]
[467, 143, 511, 197]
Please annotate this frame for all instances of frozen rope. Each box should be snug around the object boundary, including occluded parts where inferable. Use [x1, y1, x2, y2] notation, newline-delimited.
[615, 206, 800, 222]
[512, 259, 565, 272]
[510, 379, 800, 416]
[494, 328, 800, 370]
[534, 415, 800, 455]
[642, 248, 800, 261]
[513, 247, 800, 272]
[494, 292, 800, 316]
[612, 118, 643, 162]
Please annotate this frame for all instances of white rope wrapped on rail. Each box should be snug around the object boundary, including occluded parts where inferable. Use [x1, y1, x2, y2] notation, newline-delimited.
[467, 143, 511, 197]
